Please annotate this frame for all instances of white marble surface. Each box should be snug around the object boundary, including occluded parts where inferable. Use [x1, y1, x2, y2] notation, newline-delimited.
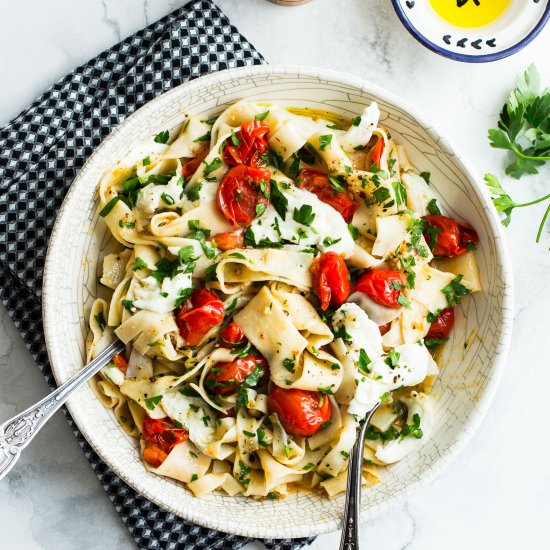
[0, 0, 549, 548]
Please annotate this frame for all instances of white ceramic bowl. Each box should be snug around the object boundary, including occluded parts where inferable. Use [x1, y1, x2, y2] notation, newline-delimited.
[43, 65, 513, 539]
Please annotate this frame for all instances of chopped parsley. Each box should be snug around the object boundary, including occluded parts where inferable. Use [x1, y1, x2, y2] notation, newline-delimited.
[94, 312, 106, 331]
[161, 192, 175, 206]
[203, 157, 223, 178]
[154, 130, 170, 144]
[121, 299, 134, 310]
[270, 180, 288, 220]
[426, 198, 441, 215]
[143, 395, 163, 410]
[441, 275, 471, 307]
[99, 196, 120, 217]
[357, 348, 371, 374]
[293, 204, 315, 226]
[401, 413, 423, 439]
[318, 134, 333, 151]
[193, 130, 212, 143]
[351, 115, 362, 126]
[255, 110, 270, 121]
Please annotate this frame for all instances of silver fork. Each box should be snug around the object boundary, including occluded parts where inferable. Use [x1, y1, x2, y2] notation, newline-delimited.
[340, 403, 380, 550]
[0, 339, 125, 481]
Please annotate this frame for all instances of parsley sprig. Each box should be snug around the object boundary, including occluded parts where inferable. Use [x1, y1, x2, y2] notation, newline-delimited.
[485, 173, 550, 242]
[488, 65, 550, 179]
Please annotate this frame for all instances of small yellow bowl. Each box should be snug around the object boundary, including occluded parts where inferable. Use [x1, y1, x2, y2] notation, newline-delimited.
[392, 0, 549, 62]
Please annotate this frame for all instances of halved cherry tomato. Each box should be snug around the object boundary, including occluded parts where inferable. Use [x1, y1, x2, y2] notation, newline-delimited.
[426, 307, 455, 339]
[223, 120, 270, 167]
[205, 355, 267, 394]
[176, 288, 224, 346]
[371, 137, 385, 170]
[311, 252, 351, 311]
[217, 165, 271, 227]
[379, 322, 392, 336]
[143, 443, 168, 468]
[112, 354, 128, 372]
[219, 322, 246, 348]
[182, 150, 208, 179]
[142, 416, 189, 466]
[297, 169, 359, 223]
[208, 229, 245, 251]
[267, 387, 332, 437]
[354, 269, 406, 309]
[422, 215, 479, 257]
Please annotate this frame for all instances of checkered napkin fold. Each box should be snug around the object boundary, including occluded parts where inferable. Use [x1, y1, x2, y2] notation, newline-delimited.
[0, 1, 315, 548]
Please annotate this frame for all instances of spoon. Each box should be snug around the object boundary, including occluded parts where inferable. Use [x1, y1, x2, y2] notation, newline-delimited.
[339, 403, 381, 550]
[0, 339, 125, 481]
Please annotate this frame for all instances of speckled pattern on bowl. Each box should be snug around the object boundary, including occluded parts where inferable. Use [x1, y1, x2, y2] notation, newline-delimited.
[43, 65, 513, 539]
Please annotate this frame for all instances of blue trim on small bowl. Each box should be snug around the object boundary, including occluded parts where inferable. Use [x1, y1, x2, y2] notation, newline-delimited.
[391, 0, 550, 63]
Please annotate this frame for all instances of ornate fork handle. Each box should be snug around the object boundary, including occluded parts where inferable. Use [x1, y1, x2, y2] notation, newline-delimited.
[0, 340, 125, 481]
[340, 403, 381, 550]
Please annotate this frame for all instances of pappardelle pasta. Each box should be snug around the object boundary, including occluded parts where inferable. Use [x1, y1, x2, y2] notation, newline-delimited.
[88, 99, 481, 499]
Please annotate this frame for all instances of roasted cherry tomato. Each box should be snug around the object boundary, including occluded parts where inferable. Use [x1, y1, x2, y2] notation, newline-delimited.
[297, 168, 359, 223]
[205, 355, 267, 394]
[182, 151, 207, 180]
[311, 252, 351, 311]
[142, 416, 189, 467]
[142, 443, 168, 468]
[223, 120, 270, 167]
[219, 322, 246, 348]
[267, 387, 332, 437]
[208, 229, 245, 251]
[371, 137, 385, 170]
[422, 215, 479, 257]
[217, 165, 271, 227]
[426, 307, 455, 340]
[112, 353, 128, 372]
[354, 269, 406, 309]
[176, 288, 224, 346]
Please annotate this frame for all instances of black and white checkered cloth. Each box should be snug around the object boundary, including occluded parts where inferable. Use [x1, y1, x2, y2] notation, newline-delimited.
[0, 1, 315, 548]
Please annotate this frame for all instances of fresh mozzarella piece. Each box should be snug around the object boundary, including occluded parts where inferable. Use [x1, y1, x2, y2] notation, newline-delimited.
[249, 184, 355, 257]
[375, 392, 433, 464]
[372, 214, 411, 258]
[348, 340, 437, 419]
[348, 291, 403, 326]
[135, 174, 187, 216]
[160, 391, 217, 452]
[371, 342, 438, 390]
[332, 303, 383, 360]
[340, 103, 380, 152]
[101, 365, 125, 386]
[133, 271, 192, 314]
[348, 376, 386, 419]
[411, 265, 456, 314]
[402, 172, 436, 216]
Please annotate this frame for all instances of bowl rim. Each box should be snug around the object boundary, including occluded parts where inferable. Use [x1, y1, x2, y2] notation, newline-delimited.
[391, 0, 550, 63]
[42, 64, 514, 539]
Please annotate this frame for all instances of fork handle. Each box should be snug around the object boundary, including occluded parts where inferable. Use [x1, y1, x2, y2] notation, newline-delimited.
[340, 404, 380, 550]
[0, 339, 125, 480]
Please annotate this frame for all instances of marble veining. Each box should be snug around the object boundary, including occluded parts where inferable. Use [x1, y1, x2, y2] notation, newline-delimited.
[1, 0, 549, 548]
